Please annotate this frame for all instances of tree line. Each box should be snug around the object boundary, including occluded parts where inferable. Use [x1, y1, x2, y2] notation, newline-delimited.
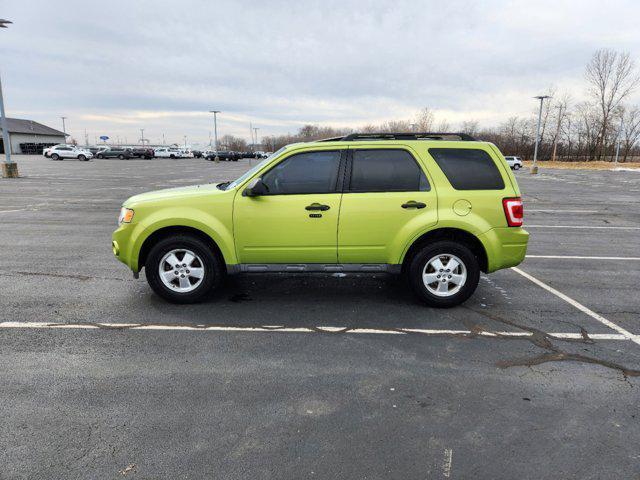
[233, 49, 639, 162]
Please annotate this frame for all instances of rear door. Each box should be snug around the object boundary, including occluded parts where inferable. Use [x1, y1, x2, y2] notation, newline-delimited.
[58, 147, 73, 158]
[338, 147, 438, 264]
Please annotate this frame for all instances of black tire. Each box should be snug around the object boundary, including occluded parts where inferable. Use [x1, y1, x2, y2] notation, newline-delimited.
[145, 234, 224, 304]
[78, 154, 86, 161]
[170, 154, 175, 159]
[51, 153, 60, 161]
[118, 154, 125, 160]
[407, 240, 480, 308]
[97, 154, 104, 159]
[513, 164, 520, 170]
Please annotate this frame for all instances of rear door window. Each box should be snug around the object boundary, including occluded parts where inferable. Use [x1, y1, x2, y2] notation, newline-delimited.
[348, 149, 430, 192]
[429, 148, 504, 190]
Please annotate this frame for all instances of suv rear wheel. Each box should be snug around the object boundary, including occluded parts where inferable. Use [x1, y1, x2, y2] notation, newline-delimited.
[78, 154, 87, 161]
[51, 153, 60, 160]
[408, 240, 480, 308]
[145, 234, 223, 304]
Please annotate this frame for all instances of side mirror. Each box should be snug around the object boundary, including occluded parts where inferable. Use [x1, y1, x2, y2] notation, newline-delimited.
[243, 178, 269, 197]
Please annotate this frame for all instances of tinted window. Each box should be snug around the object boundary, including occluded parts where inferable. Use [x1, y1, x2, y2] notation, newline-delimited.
[429, 148, 505, 190]
[349, 149, 429, 192]
[261, 150, 341, 194]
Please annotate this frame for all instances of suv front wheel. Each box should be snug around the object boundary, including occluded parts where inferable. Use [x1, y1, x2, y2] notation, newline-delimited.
[145, 234, 223, 303]
[408, 240, 480, 308]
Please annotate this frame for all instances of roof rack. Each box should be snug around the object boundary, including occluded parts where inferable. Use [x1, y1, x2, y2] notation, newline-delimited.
[318, 132, 477, 142]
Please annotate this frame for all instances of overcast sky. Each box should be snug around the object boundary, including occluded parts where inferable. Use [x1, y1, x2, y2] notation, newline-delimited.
[2, 0, 639, 145]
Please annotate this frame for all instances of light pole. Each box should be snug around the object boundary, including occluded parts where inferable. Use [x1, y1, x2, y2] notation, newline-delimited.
[209, 110, 220, 162]
[253, 127, 260, 150]
[140, 128, 145, 146]
[531, 95, 551, 174]
[550, 104, 563, 162]
[183, 135, 187, 150]
[61, 116, 67, 137]
[0, 18, 17, 178]
[614, 116, 624, 164]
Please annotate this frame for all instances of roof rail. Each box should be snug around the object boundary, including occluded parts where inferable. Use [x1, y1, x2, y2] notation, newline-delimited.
[318, 132, 477, 142]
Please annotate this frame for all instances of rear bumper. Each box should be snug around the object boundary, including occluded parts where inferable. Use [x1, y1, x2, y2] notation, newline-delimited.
[478, 227, 529, 273]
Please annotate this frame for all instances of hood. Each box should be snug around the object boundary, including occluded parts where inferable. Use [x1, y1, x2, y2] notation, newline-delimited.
[124, 183, 224, 206]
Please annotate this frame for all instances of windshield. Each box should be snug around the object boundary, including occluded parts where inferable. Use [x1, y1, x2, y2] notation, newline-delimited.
[224, 147, 286, 190]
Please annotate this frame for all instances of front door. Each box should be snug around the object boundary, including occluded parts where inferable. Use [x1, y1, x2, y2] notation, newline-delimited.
[338, 147, 438, 264]
[233, 149, 345, 264]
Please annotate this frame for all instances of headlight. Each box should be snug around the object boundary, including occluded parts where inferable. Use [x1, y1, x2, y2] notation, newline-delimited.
[118, 207, 134, 225]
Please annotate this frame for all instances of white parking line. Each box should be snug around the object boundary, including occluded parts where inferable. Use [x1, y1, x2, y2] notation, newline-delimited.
[527, 209, 600, 213]
[511, 267, 640, 346]
[526, 255, 640, 261]
[0, 209, 26, 214]
[526, 225, 640, 230]
[0, 321, 633, 341]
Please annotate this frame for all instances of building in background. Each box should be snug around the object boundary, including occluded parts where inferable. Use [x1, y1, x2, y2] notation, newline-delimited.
[0, 118, 67, 154]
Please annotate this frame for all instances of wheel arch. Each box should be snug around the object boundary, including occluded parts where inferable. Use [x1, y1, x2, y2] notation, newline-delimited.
[401, 227, 488, 273]
[138, 225, 227, 273]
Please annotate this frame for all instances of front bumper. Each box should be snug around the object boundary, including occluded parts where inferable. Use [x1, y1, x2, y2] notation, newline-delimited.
[112, 222, 140, 272]
[478, 227, 529, 273]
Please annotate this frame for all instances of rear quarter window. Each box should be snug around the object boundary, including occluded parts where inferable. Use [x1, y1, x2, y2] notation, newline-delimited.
[429, 148, 505, 190]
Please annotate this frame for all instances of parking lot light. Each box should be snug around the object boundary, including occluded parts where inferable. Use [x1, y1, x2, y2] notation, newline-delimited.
[531, 95, 551, 174]
[209, 110, 220, 163]
[0, 20, 17, 178]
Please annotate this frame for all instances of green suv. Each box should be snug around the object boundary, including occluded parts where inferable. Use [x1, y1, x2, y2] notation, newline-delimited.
[112, 133, 528, 307]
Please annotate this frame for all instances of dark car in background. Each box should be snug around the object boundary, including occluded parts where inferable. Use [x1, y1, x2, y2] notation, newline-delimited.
[95, 147, 134, 159]
[131, 147, 155, 159]
[205, 150, 238, 161]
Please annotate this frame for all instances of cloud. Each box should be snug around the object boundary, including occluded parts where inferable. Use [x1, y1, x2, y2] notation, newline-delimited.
[1, 0, 639, 144]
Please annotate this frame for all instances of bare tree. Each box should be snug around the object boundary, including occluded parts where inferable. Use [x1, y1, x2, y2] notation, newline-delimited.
[220, 134, 247, 151]
[620, 106, 640, 162]
[460, 120, 480, 136]
[585, 49, 640, 159]
[414, 108, 434, 131]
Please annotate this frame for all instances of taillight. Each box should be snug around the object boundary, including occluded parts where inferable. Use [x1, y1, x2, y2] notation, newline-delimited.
[502, 197, 523, 227]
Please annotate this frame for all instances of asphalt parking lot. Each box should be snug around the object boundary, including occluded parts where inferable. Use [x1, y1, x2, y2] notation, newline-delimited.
[1, 155, 640, 479]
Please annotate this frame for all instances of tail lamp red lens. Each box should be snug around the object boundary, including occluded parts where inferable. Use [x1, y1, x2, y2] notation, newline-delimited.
[502, 197, 523, 227]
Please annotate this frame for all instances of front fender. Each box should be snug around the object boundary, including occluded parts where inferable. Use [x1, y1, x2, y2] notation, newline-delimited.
[127, 207, 236, 272]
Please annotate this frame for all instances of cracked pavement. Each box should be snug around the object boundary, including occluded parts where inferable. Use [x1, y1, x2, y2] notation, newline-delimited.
[1, 156, 639, 479]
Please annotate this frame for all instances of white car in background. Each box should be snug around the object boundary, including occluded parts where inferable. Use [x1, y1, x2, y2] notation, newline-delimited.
[154, 147, 183, 159]
[43, 145, 93, 161]
[504, 156, 523, 170]
[180, 149, 194, 158]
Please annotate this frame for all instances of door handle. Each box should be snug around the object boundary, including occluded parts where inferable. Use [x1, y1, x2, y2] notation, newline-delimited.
[401, 201, 426, 209]
[305, 203, 330, 211]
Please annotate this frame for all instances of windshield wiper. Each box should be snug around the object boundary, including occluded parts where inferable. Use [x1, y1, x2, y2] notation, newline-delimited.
[216, 181, 231, 190]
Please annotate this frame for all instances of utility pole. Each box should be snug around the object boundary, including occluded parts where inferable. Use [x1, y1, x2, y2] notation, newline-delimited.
[253, 127, 260, 150]
[183, 135, 187, 149]
[249, 122, 254, 151]
[551, 104, 563, 162]
[614, 116, 624, 164]
[84, 129, 89, 147]
[210, 110, 220, 162]
[140, 128, 145, 146]
[531, 95, 551, 174]
[61, 116, 67, 136]
[0, 18, 17, 178]
[162, 133, 166, 146]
